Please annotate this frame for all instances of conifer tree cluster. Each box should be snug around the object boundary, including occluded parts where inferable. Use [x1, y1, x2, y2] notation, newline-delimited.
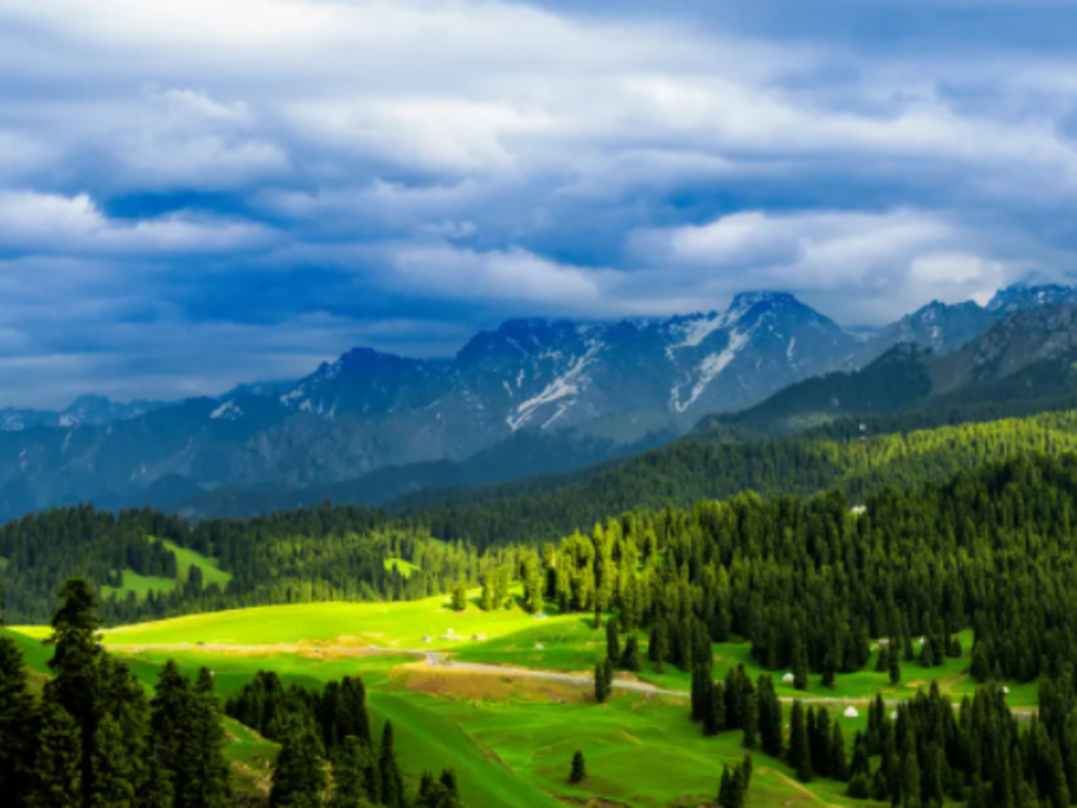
[0, 579, 233, 807]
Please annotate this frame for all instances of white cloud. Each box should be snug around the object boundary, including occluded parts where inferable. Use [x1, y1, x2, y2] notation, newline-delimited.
[633, 208, 1044, 321]
[0, 191, 276, 254]
[390, 244, 609, 303]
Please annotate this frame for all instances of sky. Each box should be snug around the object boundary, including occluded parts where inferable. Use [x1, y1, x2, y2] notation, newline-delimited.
[2, 0, 1077, 407]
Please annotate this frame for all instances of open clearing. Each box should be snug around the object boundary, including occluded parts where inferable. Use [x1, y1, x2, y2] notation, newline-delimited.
[100, 537, 233, 602]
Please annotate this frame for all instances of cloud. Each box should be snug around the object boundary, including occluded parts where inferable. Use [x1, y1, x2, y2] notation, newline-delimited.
[0, 191, 275, 255]
[2, 0, 1077, 403]
[632, 209, 1038, 322]
[389, 244, 609, 304]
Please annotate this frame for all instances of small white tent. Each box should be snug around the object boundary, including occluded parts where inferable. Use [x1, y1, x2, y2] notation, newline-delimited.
[782, 672, 795, 684]
[844, 706, 859, 718]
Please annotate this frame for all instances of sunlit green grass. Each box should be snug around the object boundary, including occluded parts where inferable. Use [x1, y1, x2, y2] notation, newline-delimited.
[99, 537, 233, 602]
[93, 590, 576, 651]
[384, 557, 421, 578]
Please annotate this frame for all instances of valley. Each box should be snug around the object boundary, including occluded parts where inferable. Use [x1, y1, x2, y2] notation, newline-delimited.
[5, 590, 1024, 808]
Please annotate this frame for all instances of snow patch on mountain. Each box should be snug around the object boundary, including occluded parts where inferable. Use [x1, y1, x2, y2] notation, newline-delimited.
[507, 340, 604, 431]
[671, 328, 752, 414]
[666, 314, 724, 357]
[211, 400, 243, 421]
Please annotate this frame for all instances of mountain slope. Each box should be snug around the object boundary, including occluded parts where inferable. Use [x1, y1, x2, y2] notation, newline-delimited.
[709, 303, 1077, 436]
[0, 282, 1074, 524]
[0, 292, 861, 522]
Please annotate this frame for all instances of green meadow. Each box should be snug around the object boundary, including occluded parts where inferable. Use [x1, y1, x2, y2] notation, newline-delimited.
[7, 592, 1036, 807]
[100, 536, 233, 602]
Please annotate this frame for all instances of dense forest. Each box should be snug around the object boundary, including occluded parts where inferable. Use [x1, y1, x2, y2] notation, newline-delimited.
[0, 504, 493, 624]
[6, 411, 1077, 625]
[408, 410, 1077, 545]
[523, 453, 1077, 685]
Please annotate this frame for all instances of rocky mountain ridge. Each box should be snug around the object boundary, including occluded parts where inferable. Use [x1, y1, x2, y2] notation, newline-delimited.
[0, 282, 1073, 521]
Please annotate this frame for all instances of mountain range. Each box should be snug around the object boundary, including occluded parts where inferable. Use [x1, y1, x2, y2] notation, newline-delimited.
[2, 282, 1076, 523]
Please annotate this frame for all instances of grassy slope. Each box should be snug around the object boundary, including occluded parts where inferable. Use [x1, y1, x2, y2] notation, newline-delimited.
[13, 593, 1030, 807]
[100, 537, 233, 602]
[94, 591, 575, 650]
[384, 558, 421, 578]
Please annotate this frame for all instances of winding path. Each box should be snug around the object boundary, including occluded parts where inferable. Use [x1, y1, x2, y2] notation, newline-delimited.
[110, 642, 1033, 714]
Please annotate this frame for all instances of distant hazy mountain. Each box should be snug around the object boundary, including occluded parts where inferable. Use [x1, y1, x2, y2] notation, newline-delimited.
[0, 282, 1073, 523]
[0, 395, 166, 432]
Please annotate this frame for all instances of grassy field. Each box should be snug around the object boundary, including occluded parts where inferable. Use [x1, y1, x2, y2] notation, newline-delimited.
[100, 537, 233, 602]
[92, 591, 578, 651]
[7, 591, 1036, 807]
[384, 557, 421, 578]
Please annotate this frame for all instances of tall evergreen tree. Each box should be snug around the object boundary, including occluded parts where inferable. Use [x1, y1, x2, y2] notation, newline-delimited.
[89, 716, 135, 808]
[329, 736, 370, 808]
[270, 719, 327, 808]
[190, 669, 233, 808]
[789, 701, 813, 783]
[704, 680, 725, 737]
[0, 585, 36, 801]
[829, 721, 849, 782]
[899, 730, 921, 808]
[606, 618, 620, 665]
[570, 751, 586, 784]
[378, 722, 404, 808]
[44, 579, 104, 803]
[620, 636, 642, 672]
[151, 660, 199, 805]
[741, 678, 758, 750]
[26, 701, 82, 808]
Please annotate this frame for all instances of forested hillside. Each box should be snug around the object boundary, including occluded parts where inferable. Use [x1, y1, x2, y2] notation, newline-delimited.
[709, 304, 1077, 437]
[0, 504, 493, 624]
[405, 410, 1077, 545]
[6, 409, 1077, 627]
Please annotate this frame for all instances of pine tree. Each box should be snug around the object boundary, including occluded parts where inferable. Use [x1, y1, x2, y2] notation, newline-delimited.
[26, 700, 82, 808]
[704, 680, 725, 737]
[691, 664, 709, 722]
[480, 571, 495, 612]
[792, 637, 808, 690]
[330, 736, 369, 808]
[789, 701, 813, 783]
[451, 581, 467, 612]
[876, 644, 890, 672]
[270, 719, 327, 808]
[829, 721, 849, 782]
[89, 715, 135, 808]
[98, 655, 166, 808]
[569, 751, 586, 784]
[757, 676, 783, 758]
[899, 730, 921, 808]
[620, 636, 642, 672]
[378, 721, 404, 808]
[649, 620, 668, 673]
[150, 659, 199, 803]
[44, 578, 104, 803]
[594, 661, 609, 704]
[717, 766, 732, 807]
[606, 618, 620, 664]
[191, 668, 233, 808]
[0, 597, 36, 801]
[741, 678, 758, 750]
